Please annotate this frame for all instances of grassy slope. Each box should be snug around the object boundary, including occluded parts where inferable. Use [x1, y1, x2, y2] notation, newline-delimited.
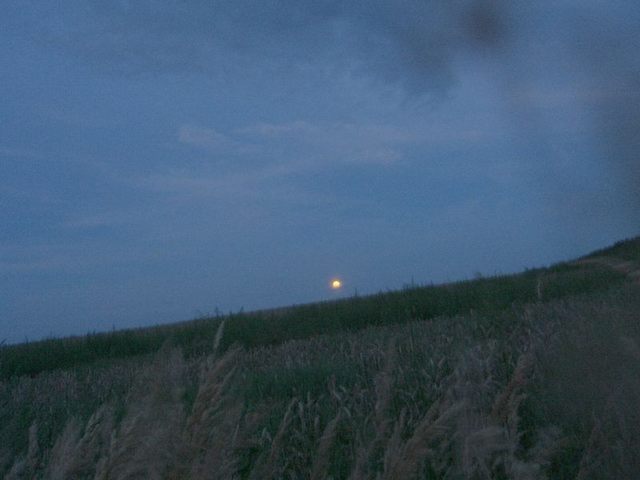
[1, 236, 639, 478]
[582, 236, 640, 261]
[0, 253, 630, 380]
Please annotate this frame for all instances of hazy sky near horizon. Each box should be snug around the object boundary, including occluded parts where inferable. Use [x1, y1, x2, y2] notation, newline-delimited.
[2, 1, 639, 344]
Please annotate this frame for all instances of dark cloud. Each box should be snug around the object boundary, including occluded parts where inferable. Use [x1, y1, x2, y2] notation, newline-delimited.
[24, 1, 510, 93]
[14, 0, 640, 208]
[504, 2, 640, 211]
[571, 8, 640, 210]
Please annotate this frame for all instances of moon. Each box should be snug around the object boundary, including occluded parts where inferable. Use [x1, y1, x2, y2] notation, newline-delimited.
[330, 279, 342, 290]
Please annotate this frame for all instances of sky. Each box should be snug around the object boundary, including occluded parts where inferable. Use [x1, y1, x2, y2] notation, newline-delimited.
[1, 1, 639, 344]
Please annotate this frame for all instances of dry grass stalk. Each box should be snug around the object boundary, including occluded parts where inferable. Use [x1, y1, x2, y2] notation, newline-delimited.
[47, 406, 115, 480]
[6, 275, 639, 478]
[536, 277, 544, 301]
[459, 346, 563, 480]
[46, 418, 82, 479]
[383, 400, 466, 479]
[457, 351, 539, 479]
[97, 349, 187, 480]
[379, 346, 541, 480]
[183, 402, 244, 480]
[310, 410, 342, 480]
[212, 317, 227, 357]
[381, 408, 406, 476]
[169, 347, 242, 479]
[574, 393, 636, 480]
[576, 385, 640, 479]
[491, 352, 534, 424]
[37, 345, 246, 480]
[349, 338, 397, 479]
[5, 422, 40, 480]
[0, 449, 11, 478]
[249, 397, 298, 480]
[187, 347, 241, 442]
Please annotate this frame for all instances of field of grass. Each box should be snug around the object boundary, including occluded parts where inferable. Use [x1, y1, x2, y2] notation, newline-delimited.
[0, 236, 639, 478]
[0, 261, 625, 380]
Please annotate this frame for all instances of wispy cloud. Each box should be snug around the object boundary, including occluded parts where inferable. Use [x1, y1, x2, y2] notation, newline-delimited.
[240, 120, 415, 143]
[168, 118, 494, 208]
[238, 120, 415, 166]
[174, 120, 415, 183]
[27, 1, 512, 96]
[134, 163, 303, 204]
[509, 84, 640, 109]
[62, 211, 136, 229]
[178, 125, 230, 150]
[238, 120, 320, 137]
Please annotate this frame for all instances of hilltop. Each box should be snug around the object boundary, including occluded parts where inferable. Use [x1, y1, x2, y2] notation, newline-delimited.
[1, 235, 639, 478]
[3, 237, 638, 380]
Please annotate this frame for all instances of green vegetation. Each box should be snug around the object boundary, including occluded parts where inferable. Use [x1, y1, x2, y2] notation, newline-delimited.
[0, 260, 627, 380]
[0, 318, 226, 380]
[0, 235, 638, 478]
[582, 235, 640, 261]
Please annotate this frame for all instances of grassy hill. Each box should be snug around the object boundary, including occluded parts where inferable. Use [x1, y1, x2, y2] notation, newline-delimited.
[1, 236, 639, 479]
[0, 253, 627, 380]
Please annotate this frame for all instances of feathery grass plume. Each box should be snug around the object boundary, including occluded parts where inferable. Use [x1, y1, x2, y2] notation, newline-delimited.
[310, 410, 342, 480]
[381, 408, 406, 476]
[166, 346, 245, 479]
[379, 341, 531, 479]
[182, 402, 244, 480]
[0, 449, 10, 478]
[491, 352, 534, 424]
[453, 344, 555, 479]
[461, 424, 510, 478]
[535, 276, 542, 301]
[249, 397, 299, 480]
[212, 317, 227, 357]
[2, 245, 640, 478]
[574, 390, 640, 479]
[385, 399, 467, 479]
[575, 414, 607, 480]
[185, 346, 241, 441]
[47, 405, 115, 480]
[98, 347, 187, 480]
[46, 418, 82, 479]
[576, 353, 640, 478]
[5, 422, 40, 480]
[288, 392, 323, 473]
[71, 404, 116, 478]
[349, 337, 397, 479]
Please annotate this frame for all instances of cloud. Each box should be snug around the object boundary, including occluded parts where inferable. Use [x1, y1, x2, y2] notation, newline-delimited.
[239, 120, 319, 138]
[134, 163, 299, 203]
[178, 125, 230, 150]
[238, 120, 415, 166]
[62, 211, 135, 229]
[24, 0, 510, 95]
[176, 120, 417, 171]
[19, 0, 640, 210]
[137, 171, 249, 198]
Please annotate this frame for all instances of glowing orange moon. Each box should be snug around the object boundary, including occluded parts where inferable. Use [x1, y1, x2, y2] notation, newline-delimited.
[331, 279, 342, 289]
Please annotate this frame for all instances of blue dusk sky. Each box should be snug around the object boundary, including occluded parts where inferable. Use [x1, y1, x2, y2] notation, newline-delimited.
[1, 1, 639, 344]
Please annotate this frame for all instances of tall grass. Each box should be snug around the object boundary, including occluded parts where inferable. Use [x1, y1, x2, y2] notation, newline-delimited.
[582, 235, 640, 262]
[1, 236, 639, 478]
[0, 261, 626, 380]
[2, 282, 639, 478]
